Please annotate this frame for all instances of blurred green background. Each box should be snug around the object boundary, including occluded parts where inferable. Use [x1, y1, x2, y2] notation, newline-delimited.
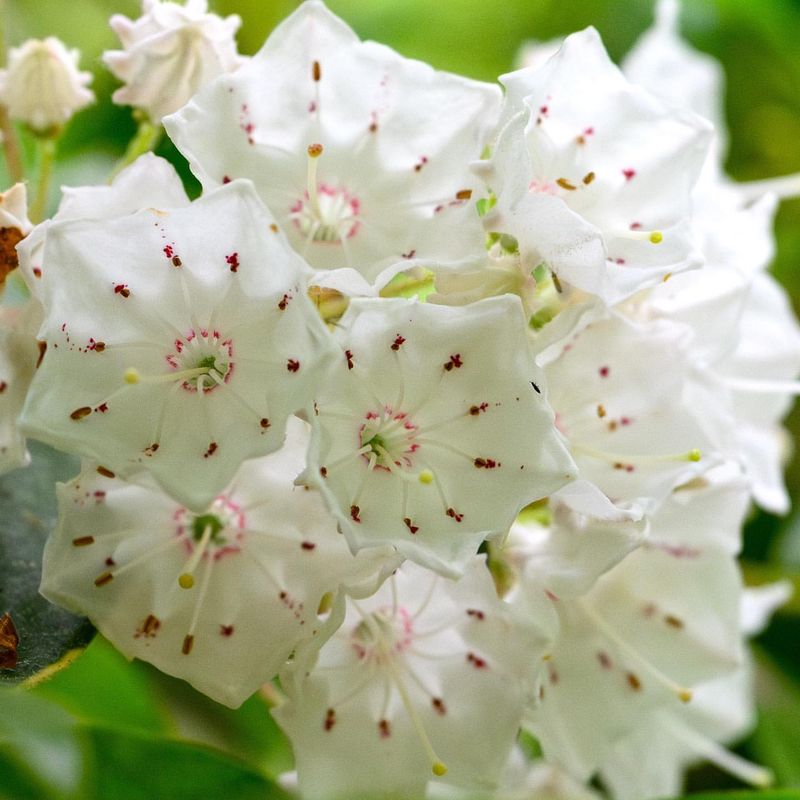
[2, 0, 800, 798]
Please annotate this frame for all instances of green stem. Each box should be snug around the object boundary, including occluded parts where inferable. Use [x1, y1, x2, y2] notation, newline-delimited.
[0, 0, 24, 184]
[30, 136, 56, 223]
[111, 118, 163, 179]
[0, 107, 24, 184]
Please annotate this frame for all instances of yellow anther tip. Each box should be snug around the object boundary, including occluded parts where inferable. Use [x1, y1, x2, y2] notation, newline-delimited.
[432, 762, 448, 777]
[178, 573, 195, 589]
[418, 470, 434, 485]
[649, 231, 663, 244]
[678, 688, 693, 704]
[688, 449, 702, 462]
[124, 367, 140, 384]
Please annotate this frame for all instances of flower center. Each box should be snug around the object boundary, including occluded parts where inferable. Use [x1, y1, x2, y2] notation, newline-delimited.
[359, 408, 419, 471]
[289, 143, 361, 244]
[166, 329, 233, 393]
[351, 607, 413, 664]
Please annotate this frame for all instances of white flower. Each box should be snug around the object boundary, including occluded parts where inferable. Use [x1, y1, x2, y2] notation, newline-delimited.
[0, 183, 32, 287]
[476, 27, 711, 305]
[303, 295, 576, 577]
[104, 0, 244, 123]
[0, 37, 94, 133]
[623, 0, 728, 163]
[523, 464, 748, 781]
[40, 417, 397, 707]
[164, 0, 500, 286]
[598, 583, 791, 800]
[20, 180, 336, 511]
[18, 153, 191, 301]
[274, 558, 554, 798]
[542, 313, 728, 509]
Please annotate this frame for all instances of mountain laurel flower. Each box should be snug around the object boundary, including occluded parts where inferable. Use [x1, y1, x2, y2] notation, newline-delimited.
[524, 464, 748, 781]
[274, 558, 554, 798]
[0, 37, 94, 133]
[164, 0, 499, 286]
[476, 27, 711, 305]
[40, 417, 399, 708]
[302, 295, 576, 577]
[17, 153, 190, 302]
[20, 180, 337, 511]
[104, 0, 244, 123]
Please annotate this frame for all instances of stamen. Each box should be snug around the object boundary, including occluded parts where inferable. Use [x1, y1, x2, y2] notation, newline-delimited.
[124, 365, 211, 385]
[617, 227, 663, 244]
[307, 143, 324, 219]
[574, 443, 701, 466]
[178, 523, 214, 589]
[580, 600, 693, 703]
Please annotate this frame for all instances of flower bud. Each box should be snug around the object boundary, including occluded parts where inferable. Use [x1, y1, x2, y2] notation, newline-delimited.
[0, 37, 94, 134]
[104, 0, 244, 123]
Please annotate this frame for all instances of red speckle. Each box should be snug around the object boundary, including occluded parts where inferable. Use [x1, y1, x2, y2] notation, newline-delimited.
[320, 466, 328, 477]
[203, 441, 218, 459]
[599, 365, 610, 378]
[466, 652, 487, 669]
[446, 507, 463, 523]
[105, 557, 116, 567]
[301, 541, 316, 551]
[402, 249, 416, 259]
[114, 283, 130, 298]
[403, 517, 419, 534]
[629, 221, 642, 231]
[95, 403, 109, 413]
[350, 505, 361, 523]
[620, 416, 632, 426]
[597, 651, 613, 669]
[32, 267, 42, 278]
[473, 457, 499, 469]
[163, 245, 174, 259]
[260, 418, 270, 430]
[0, 381, 6, 393]
[278, 293, 291, 310]
[414, 155, 429, 172]
[324, 708, 336, 731]
[287, 359, 300, 372]
[539, 105, 548, 115]
[466, 608, 485, 620]
[622, 168, 636, 181]
[378, 719, 391, 739]
[391, 335, 405, 351]
[444, 354, 463, 371]
[469, 402, 489, 416]
[345, 349, 354, 369]
[220, 625, 234, 637]
[432, 698, 446, 715]
[226, 252, 239, 273]
[222, 175, 231, 184]
[545, 589, 559, 602]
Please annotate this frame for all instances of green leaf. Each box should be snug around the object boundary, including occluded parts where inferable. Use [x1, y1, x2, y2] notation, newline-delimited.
[0, 441, 94, 685]
[31, 636, 172, 736]
[0, 686, 86, 800]
[750, 649, 800, 787]
[82, 727, 292, 800]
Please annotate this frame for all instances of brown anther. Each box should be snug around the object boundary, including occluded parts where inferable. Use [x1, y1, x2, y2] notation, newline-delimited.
[312, 60, 321, 81]
[664, 614, 685, 629]
[596, 404, 606, 418]
[94, 571, 114, 587]
[70, 406, 92, 421]
[556, 178, 577, 191]
[455, 189, 472, 200]
[72, 536, 94, 547]
[308, 143, 323, 158]
[582, 171, 595, 185]
[626, 672, 642, 691]
[97, 466, 116, 478]
[182, 634, 194, 655]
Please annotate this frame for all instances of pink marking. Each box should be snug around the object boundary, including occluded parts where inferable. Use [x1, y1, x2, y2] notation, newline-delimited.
[391, 335, 405, 351]
[599, 365, 610, 378]
[220, 625, 234, 637]
[622, 168, 636, 181]
[345, 349, 354, 369]
[287, 359, 300, 372]
[467, 652, 487, 669]
[226, 253, 239, 273]
[222, 175, 231, 184]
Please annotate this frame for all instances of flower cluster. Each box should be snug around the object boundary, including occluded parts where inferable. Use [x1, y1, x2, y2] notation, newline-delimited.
[1, 1, 799, 798]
